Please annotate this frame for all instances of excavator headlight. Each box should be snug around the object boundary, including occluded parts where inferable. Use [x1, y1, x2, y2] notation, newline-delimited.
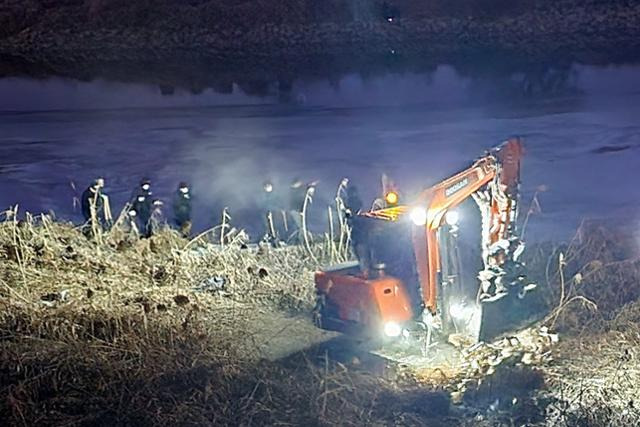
[385, 191, 399, 206]
[410, 207, 427, 226]
[383, 321, 402, 338]
[445, 210, 460, 226]
[449, 302, 474, 320]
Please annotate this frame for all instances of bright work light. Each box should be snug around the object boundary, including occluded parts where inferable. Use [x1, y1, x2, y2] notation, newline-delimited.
[384, 321, 402, 338]
[445, 210, 460, 226]
[385, 191, 399, 205]
[410, 207, 427, 226]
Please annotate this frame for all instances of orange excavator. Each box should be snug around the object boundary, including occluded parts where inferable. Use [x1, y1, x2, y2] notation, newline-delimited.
[313, 138, 537, 344]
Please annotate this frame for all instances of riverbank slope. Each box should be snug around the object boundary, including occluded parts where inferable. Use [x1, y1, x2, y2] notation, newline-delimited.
[1, 0, 639, 92]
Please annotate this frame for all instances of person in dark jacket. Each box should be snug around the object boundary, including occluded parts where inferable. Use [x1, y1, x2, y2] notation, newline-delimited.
[350, 214, 372, 276]
[149, 198, 165, 236]
[81, 178, 104, 223]
[138, 178, 152, 197]
[130, 180, 153, 238]
[262, 181, 279, 245]
[173, 182, 192, 237]
[80, 177, 113, 237]
[345, 185, 363, 217]
[129, 178, 152, 206]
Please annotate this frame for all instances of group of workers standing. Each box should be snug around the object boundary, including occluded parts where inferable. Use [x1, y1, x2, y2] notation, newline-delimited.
[261, 177, 368, 247]
[80, 178, 192, 238]
[79, 175, 371, 245]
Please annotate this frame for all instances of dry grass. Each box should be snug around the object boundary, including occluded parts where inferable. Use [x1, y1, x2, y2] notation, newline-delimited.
[0, 211, 335, 425]
[1, 209, 455, 426]
[526, 220, 640, 333]
[542, 326, 640, 426]
[410, 220, 640, 426]
[517, 221, 640, 426]
[2, 207, 640, 425]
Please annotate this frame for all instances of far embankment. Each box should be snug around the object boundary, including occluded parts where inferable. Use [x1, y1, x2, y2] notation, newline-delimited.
[1, 0, 639, 93]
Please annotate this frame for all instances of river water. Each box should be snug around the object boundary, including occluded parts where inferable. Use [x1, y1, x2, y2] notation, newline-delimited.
[0, 65, 639, 243]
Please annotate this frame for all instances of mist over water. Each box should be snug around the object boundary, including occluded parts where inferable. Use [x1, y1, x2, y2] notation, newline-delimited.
[0, 64, 639, 243]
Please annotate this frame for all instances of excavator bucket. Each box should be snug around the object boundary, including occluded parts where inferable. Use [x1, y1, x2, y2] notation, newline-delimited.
[436, 294, 538, 347]
[477, 292, 540, 341]
[442, 288, 539, 345]
[438, 226, 539, 344]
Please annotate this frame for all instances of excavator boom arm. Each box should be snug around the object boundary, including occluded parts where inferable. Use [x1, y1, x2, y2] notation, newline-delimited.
[413, 138, 523, 313]
[312, 138, 530, 343]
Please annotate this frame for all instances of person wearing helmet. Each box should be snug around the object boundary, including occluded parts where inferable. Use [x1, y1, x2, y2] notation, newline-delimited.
[344, 185, 363, 217]
[81, 178, 105, 223]
[80, 177, 112, 235]
[130, 179, 153, 238]
[173, 182, 192, 237]
[262, 180, 281, 246]
[148, 198, 165, 236]
[138, 178, 152, 197]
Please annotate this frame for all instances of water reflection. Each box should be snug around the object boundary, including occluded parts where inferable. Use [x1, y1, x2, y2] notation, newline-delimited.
[0, 64, 639, 242]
